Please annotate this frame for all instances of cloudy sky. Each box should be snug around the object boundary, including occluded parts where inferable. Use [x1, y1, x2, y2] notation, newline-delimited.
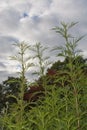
[0, 0, 87, 83]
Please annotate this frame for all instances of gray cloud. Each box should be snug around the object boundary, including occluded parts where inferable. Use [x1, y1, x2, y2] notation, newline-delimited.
[0, 8, 20, 35]
[0, 36, 18, 56]
[0, 62, 6, 69]
[0, 70, 18, 83]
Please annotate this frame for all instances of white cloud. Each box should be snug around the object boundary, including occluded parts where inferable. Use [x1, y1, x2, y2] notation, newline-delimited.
[0, 0, 87, 82]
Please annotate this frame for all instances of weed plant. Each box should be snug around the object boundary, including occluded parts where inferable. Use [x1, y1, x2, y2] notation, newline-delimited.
[0, 23, 87, 130]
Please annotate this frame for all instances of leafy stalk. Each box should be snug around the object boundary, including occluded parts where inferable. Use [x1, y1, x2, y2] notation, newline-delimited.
[52, 22, 85, 129]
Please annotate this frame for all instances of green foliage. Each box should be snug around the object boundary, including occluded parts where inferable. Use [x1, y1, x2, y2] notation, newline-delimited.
[0, 22, 87, 130]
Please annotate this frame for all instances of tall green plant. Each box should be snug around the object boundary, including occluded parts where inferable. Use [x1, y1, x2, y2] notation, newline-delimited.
[30, 42, 51, 91]
[10, 42, 33, 98]
[52, 22, 87, 130]
[0, 42, 34, 130]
